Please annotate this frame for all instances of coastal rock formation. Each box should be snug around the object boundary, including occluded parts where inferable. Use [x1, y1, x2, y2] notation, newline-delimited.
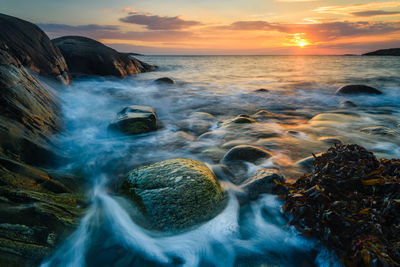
[0, 13, 70, 84]
[336, 84, 383, 95]
[0, 47, 83, 265]
[154, 77, 175, 85]
[363, 48, 400, 56]
[109, 105, 157, 135]
[120, 158, 227, 231]
[52, 36, 156, 77]
[222, 145, 271, 164]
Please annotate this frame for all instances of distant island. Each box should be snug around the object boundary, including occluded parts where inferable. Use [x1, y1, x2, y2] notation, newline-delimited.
[363, 48, 400, 56]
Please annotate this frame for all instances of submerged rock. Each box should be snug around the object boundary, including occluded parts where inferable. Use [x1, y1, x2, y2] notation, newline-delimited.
[52, 36, 155, 77]
[154, 77, 175, 85]
[109, 105, 157, 135]
[339, 100, 358, 108]
[296, 153, 323, 172]
[0, 13, 70, 84]
[241, 169, 286, 201]
[222, 145, 272, 164]
[336, 84, 383, 95]
[360, 126, 398, 137]
[120, 158, 227, 231]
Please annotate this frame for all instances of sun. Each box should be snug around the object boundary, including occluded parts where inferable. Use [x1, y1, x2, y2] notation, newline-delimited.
[293, 33, 309, 48]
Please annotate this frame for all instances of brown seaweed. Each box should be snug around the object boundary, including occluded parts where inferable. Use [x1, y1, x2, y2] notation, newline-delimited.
[282, 144, 400, 266]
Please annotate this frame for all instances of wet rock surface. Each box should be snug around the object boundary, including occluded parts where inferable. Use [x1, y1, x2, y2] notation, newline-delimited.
[109, 105, 158, 135]
[336, 84, 383, 95]
[0, 47, 84, 265]
[222, 145, 272, 164]
[0, 13, 70, 84]
[120, 158, 227, 232]
[154, 77, 175, 84]
[52, 36, 156, 77]
[283, 144, 400, 266]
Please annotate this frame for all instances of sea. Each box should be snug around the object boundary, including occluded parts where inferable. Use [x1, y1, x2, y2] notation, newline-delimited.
[40, 55, 400, 267]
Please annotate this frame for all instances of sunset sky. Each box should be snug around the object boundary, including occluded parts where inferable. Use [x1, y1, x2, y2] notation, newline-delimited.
[1, 0, 400, 54]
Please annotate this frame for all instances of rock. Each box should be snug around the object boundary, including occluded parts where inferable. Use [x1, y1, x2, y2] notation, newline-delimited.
[109, 105, 157, 135]
[222, 115, 256, 125]
[222, 145, 272, 164]
[241, 169, 286, 201]
[339, 100, 358, 108]
[360, 126, 398, 137]
[363, 48, 400, 56]
[0, 48, 62, 167]
[154, 77, 175, 85]
[0, 45, 84, 266]
[336, 85, 383, 95]
[0, 13, 70, 84]
[318, 136, 342, 145]
[254, 88, 269, 93]
[176, 119, 212, 136]
[52, 36, 155, 77]
[296, 153, 322, 172]
[200, 147, 227, 163]
[120, 158, 227, 231]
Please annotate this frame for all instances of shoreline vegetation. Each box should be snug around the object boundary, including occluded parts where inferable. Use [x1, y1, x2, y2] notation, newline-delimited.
[0, 12, 399, 266]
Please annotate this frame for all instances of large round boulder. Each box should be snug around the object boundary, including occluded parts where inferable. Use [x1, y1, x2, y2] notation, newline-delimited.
[52, 36, 155, 77]
[109, 105, 157, 135]
[336, 85, 382, 95]
[0, 13, 70, 84]
[120, 158, 227, 231]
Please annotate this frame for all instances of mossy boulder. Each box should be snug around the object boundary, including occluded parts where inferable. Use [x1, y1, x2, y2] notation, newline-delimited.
[109, 105, 157, 135]
[120, 158, 227, 231]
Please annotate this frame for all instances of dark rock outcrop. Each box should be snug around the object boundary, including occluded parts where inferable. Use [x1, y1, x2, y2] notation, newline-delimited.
[240, 169, 286, 201]
[363, 48, 400, 56]
[0, 13, 70, 84]
[336, 85, 383, 95]
[154, 77, 175, 85]
[0, 42, 83, 265]
[52, 36, 156, 77]
[120, 158, 227, 232]
[109, 105, 157, 135]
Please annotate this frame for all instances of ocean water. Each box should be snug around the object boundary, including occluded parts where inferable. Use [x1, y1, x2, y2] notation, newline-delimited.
[41, 56, 400, 267]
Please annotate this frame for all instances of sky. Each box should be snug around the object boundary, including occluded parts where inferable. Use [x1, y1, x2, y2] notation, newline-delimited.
[1, 0, 400, 55]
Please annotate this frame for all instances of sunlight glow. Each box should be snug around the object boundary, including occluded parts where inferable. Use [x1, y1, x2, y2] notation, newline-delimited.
[293, 33, 309, 48]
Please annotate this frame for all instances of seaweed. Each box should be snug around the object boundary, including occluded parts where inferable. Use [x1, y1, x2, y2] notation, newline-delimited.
[282, 144, 400, 266]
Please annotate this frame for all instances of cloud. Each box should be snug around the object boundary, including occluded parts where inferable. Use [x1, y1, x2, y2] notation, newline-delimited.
[351, 10, 400, 17]
[38, 23, 119, 32]
[314, 2, 400, 15]
[119, 14, 202, 30]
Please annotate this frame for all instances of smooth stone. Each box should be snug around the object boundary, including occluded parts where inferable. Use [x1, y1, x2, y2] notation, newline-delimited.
[222, 139, 252, 149]
[296, 153, 323, 172]
[336, 85, 383, 95]
[340, 100, 358, 108]
[0, 14, 70, 84]
[225, 115, 256, 124]
[222, 145, 272, 164]
[318, 136, 343, 145]
[176, 119, 212, 136]
[154, 77, 175, 85]
[200, 147, 227, 163]
[240, 169, 286, 201]
[52, 36, 155, 77]
[109, 105, 157, 135]
[254, 88, 269, 93]
[120, 158, 227, 231]
[360, 126, 398, 137]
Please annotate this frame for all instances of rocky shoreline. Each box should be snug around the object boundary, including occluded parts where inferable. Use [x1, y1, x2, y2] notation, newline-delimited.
[1, 12, 399, 267]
